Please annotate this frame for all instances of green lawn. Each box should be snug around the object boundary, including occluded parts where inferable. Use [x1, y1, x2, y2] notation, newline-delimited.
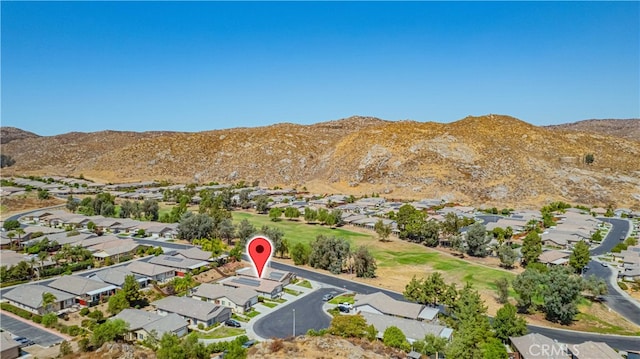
[373, 249, 514, 291]
[261, 301, 277, 308]
[329, 294, 355, 305]
[232, 212, 370, 248]
[196, 327, 246, 339]
[246, 309, 260, 318]
[284, 288, 301, 296]
[233, 211, 514, 292]
[296, 280, 312, 289]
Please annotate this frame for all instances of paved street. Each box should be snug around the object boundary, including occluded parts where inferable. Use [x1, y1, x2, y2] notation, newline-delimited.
[0, 313, 65, 347]
[591, 218, 630, 256]
[253, 288, 341, 339]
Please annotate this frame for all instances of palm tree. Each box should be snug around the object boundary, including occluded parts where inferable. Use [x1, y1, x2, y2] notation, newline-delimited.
[7, 232, 16, 250]
[29, 257, 37, 279]
[38, 251, 48, 273]
[15, 228, 25, 249]
[42, 292, 57, 313]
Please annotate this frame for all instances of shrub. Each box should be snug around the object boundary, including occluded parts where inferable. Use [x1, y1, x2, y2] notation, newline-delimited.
[68, 325, 83, 336]
[78, 337, 91, 352]
[619, 282, 629, 290]
[32, 315, 42, 324]
[60, 340, 73, 356]
[269, 338, 284, 352]
[42, 313, 58, 328]
[80, 307, 90, 316]
[88, 309, 104, 321]
[198, 323, 204, 330]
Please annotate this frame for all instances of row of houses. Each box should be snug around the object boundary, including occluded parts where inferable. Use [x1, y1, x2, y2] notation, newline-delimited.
[22, 210, 178, 238]
[613, 245, 640, 281]
[542, 210, 602, 249]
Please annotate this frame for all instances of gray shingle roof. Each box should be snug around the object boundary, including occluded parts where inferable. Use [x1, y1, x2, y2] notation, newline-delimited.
[127, 261, 174, 276]
[48, 275, 116, 296]
[192, 283, 258, 306]
[570, 341, 622, 359]
[3, 284, 75, 310]
[176, 247, 211, 261]
[510, 333, 570, 359]
[148, 255, 208, 270]
[86, 267, 143, 287]
[152, 296, 226, 322]
[354, 292, 424, 320]
[112, 308, 187, 339]
[359, 312, 449, 341]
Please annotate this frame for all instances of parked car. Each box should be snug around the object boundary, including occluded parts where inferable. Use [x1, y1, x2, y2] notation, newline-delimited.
[224, 319, 241, 328]
[242, 340, 256, 349]
[322, 293, 334, 301]
[340, 302, 353, 309]
[14, 337, 34, 347]
[337, 305, 350, 313]
[601, 262, 608, 267]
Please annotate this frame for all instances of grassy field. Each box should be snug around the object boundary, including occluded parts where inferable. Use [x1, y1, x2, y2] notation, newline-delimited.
[231, 211, 514, 292]
[196, 326, 245, 339]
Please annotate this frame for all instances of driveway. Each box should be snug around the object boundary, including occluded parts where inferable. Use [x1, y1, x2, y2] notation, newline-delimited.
[253, 288, 342, 338]
[0, 313, 65, 347]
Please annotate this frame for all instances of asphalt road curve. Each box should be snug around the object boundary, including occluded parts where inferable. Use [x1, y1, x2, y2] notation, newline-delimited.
[253, 288, 342, 338]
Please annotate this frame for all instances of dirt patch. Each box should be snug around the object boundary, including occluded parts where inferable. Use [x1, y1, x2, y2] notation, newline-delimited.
[0, 193, 64, 220]
[249, 335, 406, 359]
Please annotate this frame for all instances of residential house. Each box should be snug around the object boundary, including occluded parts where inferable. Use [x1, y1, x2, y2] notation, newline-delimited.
[510, 333, 570, 359]
[127, 261, 175, 283]
[148, 255, 209, 276]
[359, 311, 452, 344]
[175, 247, 212, 262]
[86, 266, 149, 288]
[112, 309, 188, 342]
[568, 341, 622, 359]
[191, 283, 258, 314]
[3, 284, 76, 315]
[48, 275, 117, 307]
[354, 292, 439, 321]
[0, 332, 20, 359]
[236, 267, 295, 285]
[152, 296, 231, 328]
[538, 250, 571, 267]
[219, 276, 283, 299]
[88, 238, 140, 262]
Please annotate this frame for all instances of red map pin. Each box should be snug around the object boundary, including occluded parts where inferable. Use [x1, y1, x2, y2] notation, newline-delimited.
[247, 236, 273, 279]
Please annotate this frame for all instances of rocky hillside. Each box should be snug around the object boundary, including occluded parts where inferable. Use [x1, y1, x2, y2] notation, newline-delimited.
[0, 126, 39, 144]
[248, 336, 406, 359]
[546, 119, 640, 142]
[2, 115, 639, 208]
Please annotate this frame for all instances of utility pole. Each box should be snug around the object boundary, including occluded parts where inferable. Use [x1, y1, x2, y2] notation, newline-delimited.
[293, 309, 296, 336]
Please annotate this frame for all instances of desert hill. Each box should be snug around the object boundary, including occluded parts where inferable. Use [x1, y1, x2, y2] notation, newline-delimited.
[0, 126, 39, 144]
[546, 119, 640, 142]
[1, 115, 639, 208]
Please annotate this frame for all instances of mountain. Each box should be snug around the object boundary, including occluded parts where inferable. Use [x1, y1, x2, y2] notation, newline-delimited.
[0, 127, 39, 144]
[1, 115, 639, 208]
[546, 119, 640, 142]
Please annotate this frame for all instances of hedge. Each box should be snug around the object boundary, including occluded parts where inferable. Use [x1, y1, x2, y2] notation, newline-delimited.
[1, 302, 43, 323]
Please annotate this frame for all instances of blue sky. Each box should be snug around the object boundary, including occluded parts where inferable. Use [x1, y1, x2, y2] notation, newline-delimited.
[2, 1, 638, 136]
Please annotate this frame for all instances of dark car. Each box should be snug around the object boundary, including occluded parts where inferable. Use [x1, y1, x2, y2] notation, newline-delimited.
[14, 337, 34, 347]
[241, 340, 256, 349]
[337, 305, 350, 313]
[224, 319, 241, 328]
[322, 293, 334, 301]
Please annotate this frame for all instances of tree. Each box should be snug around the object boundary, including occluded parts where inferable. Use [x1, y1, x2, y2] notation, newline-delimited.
[142, 199, 160, 220]
[42, 291, 57, 313]
[66, 195, 79, 212]
[177, 212, 215, 241]
[42, 312, 58, 327]
[591, 230, 603, 243]
[290, 243, 310, 265]
[413, 334, 448, 357]
[269, 207, 282, 221]
[308, 235, 351, 274]
[122, 274, 143, 305]
[542, 266, 582, 324]
[498, 244, 517, 269]
[108, 291, 129, 315]
[447, 283, 494, 359]
[466, 223, 490, 257]
[157, 332, 186, 359]
[0, 154, 15, 168]
[3, 219, 20, 231]
[521, 231, 542, 266]
[382, 326, 410, 351]
[374, 219, 392, 242]
[585, 153, 594, 165]
[450, 234, 467, 257]
[284, 207, 300, 220]
[254, 196, 269, 214]
[512, 267, 544, 313]
[38, 189, 50, 200]
[582, 275, 608, 299]
[236, 219, 256, 247]
[353, 246, 377, 278]
[495, 278, 510, 304]
[442, 212, 463, 237]
[493, 303, 528, 342]
[216, 218, 236, 245]
[328, 314, 368, 338]
[91, 319, 127, 348]
[303, 207, 317, 223]
[569, 240, 590, 273]
[480, 338, 509, 359]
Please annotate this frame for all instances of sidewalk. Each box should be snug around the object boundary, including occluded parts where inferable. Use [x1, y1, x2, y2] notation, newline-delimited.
[198, 279, 319, 344]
